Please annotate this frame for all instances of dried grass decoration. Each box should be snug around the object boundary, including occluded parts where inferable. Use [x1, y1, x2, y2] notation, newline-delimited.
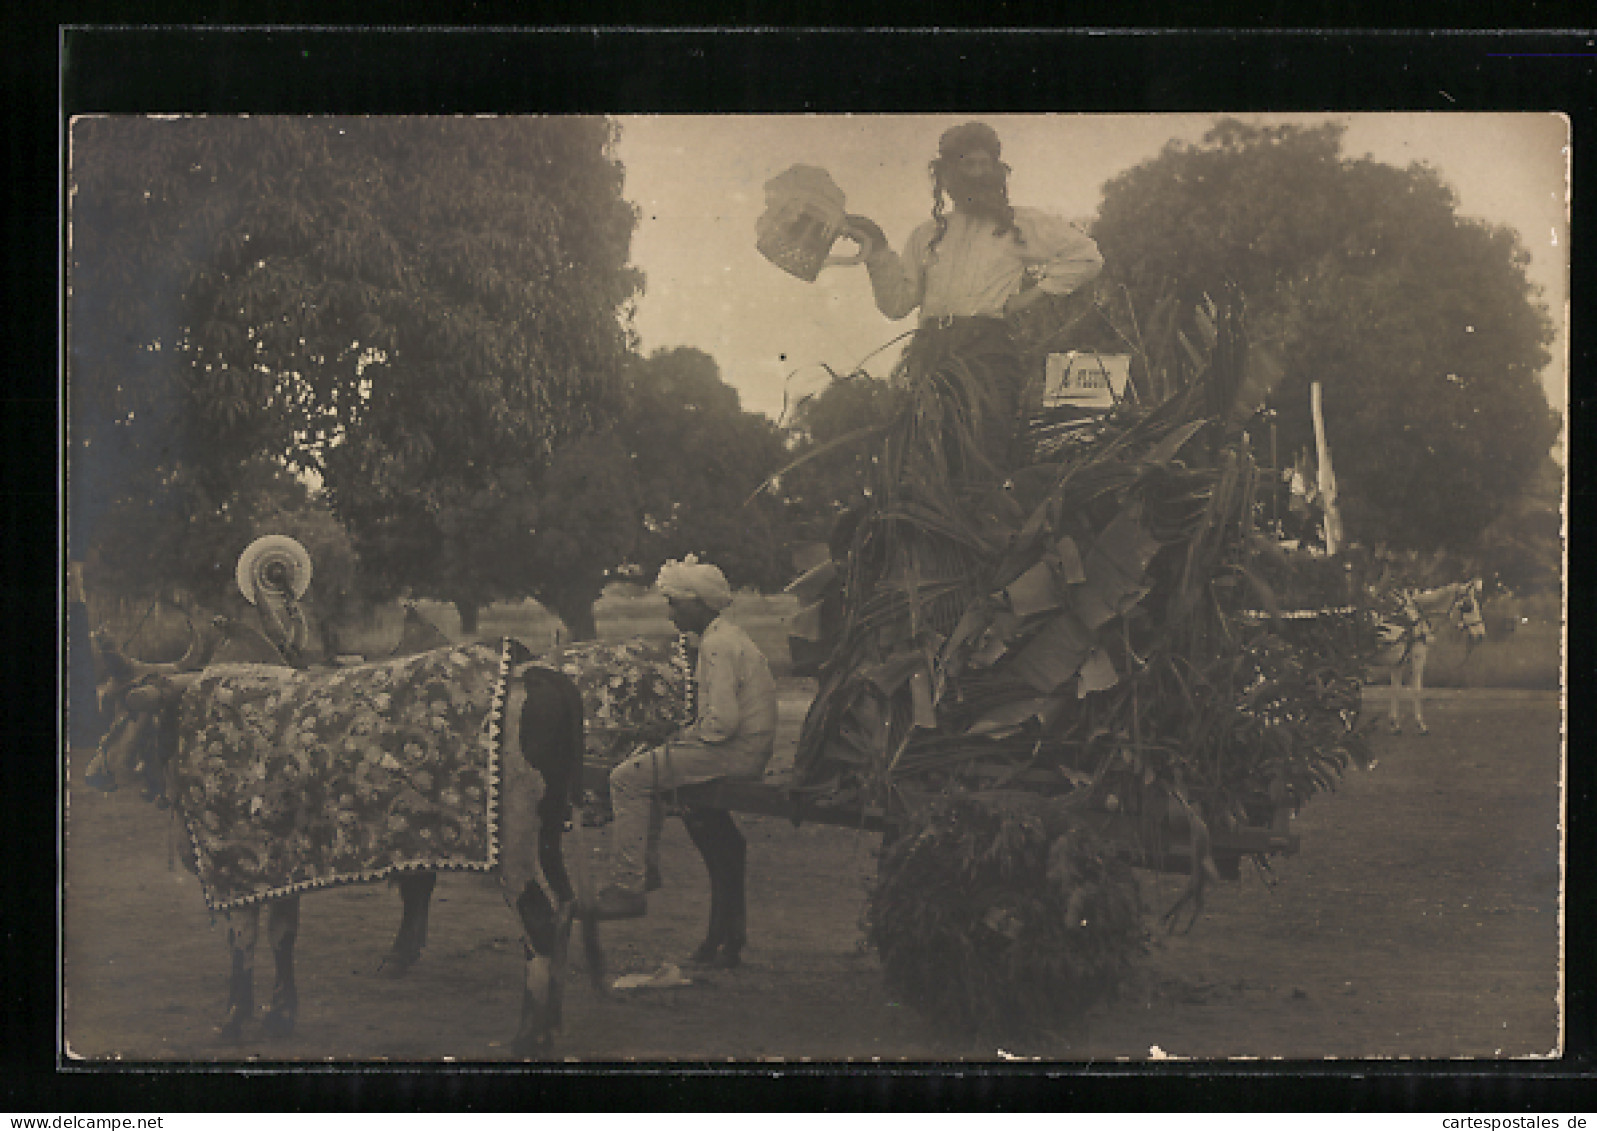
[869, 793, 1142, 1037]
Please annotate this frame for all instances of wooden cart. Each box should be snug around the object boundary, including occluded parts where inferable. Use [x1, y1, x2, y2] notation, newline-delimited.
[580, 760, 1298, 881]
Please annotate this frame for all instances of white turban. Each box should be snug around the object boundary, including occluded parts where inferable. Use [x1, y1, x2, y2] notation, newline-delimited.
[656, 558, 733, 611]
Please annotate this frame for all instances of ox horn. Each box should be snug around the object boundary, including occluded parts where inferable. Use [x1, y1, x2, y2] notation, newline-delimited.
[93, 611, 216, 684]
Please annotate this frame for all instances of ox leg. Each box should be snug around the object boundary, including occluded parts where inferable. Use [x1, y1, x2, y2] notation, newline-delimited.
[1411, 643, 1430, 735]
[379, 872, 438, 978]
[507, 881, 568, 1057]
[217, 906, 261, 1042]
[261, 895, 300, 1038]
[537, 795, 576, 907]
[496, 688, 562, 1058]
[682, 808, 746, 969]
[521, 664, 604, 990]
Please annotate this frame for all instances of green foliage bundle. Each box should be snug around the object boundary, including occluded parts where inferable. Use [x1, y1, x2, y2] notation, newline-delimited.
[793, 293, 1370, 833]
[1245, 540, 1358, 611]
[868, 795, 1143, 1037]
[787, 293, 1374, 1035]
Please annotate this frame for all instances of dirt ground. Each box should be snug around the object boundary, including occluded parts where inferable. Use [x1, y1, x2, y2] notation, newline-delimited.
[62, 687, 1562, 1063]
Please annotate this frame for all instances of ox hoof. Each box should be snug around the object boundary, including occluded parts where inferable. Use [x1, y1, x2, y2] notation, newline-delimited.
[686, 941, 720, 967]
[1388, 725, 1402, 736]
[644, 867, 663, 894]
[261, 1007, 297, 1039]
[1416, 725, 1430, 736]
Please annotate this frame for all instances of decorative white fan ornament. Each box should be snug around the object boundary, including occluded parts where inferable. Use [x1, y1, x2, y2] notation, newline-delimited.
[236, 534, 313, 604]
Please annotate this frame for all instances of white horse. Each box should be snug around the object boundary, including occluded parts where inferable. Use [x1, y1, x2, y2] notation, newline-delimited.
[1367, 578, 1485, 734]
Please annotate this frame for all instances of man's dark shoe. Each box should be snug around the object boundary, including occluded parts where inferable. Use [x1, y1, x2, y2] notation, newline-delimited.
[591, 886, 647, 921]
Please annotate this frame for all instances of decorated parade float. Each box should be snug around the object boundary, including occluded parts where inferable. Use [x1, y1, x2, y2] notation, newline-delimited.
[767, 276, 1378, 1033]
[81, 163, 1391, 1044]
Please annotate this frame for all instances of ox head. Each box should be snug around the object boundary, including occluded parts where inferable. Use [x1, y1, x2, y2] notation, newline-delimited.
[91, 612, 229, 689]
[87, 613, 236, 796]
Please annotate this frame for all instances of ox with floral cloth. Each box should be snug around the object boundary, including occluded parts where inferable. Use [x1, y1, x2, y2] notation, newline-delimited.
[592, 559, 777, 926]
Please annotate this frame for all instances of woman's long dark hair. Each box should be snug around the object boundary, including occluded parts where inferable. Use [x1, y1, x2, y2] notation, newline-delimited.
[926, 155, 1023, 260]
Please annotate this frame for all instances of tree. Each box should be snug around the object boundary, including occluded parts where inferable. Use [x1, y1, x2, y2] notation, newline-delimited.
[83, 457, 362, 660]
[1473, 451, 1563, 595]
[69, 117, 642, 629]
[775, 368, 906, 544]
[520, 432, 641, 641]
[1091, 119, 1559, 552]
[621, 347, 794, 592]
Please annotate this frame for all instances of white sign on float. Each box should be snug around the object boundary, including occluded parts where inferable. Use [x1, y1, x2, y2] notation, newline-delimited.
[1043, 352, 1132, 411]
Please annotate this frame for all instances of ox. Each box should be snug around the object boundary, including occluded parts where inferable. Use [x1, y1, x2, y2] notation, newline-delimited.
[384, 634, 755, 974]
[1367, 578, 1485, 735]
[89, 619, 600, 1056]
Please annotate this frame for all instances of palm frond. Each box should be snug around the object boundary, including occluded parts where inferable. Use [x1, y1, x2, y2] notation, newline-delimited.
[790, 290, 1367, 830]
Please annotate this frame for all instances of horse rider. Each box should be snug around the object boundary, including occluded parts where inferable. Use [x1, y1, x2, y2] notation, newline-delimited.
[844, 120, 1105, 466]
[592, 559, 778, 921]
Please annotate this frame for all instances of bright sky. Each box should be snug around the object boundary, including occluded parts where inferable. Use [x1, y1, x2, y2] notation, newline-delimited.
[613, 113, 1569, 455]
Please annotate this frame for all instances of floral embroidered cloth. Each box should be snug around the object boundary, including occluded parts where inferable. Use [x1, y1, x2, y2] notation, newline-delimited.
[174, 642, 511, 912]
[542, 637, 695, 765]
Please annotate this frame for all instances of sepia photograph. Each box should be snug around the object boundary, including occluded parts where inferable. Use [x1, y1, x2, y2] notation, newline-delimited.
[62, 106, 1567, 1066]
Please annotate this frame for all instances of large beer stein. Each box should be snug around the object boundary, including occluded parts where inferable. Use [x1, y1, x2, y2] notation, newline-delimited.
[756, 164, 870, 283]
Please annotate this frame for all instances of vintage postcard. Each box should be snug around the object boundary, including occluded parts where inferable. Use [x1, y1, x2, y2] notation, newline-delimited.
[59, 32, 1569, 1074]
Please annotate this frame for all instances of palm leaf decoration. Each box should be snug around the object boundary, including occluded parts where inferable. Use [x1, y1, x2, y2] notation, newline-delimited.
[789, 283, 1367, 837]
[776, 283, 1371, 1036]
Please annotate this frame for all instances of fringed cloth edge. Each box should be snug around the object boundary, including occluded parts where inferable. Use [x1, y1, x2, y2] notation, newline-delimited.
[175, 641, 514, 913]
[174, 636, 695, 913]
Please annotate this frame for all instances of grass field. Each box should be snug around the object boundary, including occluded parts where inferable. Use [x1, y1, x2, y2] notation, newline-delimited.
[1403, 620, 1561, 689]
[64, 690, 1562, 1060]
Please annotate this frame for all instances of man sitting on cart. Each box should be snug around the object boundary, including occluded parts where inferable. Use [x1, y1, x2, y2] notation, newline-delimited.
[592, 558, 778, 921]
